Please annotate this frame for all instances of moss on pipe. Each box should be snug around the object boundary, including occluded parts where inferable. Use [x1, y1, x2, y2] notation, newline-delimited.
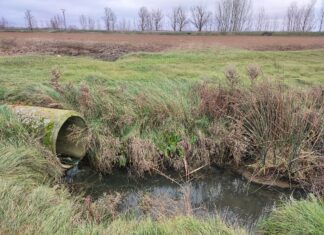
[8, 105, 87, 168]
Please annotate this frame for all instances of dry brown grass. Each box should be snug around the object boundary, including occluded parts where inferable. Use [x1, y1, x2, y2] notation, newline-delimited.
[246, 64, 262, 84]
[194, 76, 324, 193]
[0, 38, 17, 51]
[197, 82, 243, 119]
[139, 184, 197, 220]
[224, 65, 241, 89]
[127, 137, 160, 176]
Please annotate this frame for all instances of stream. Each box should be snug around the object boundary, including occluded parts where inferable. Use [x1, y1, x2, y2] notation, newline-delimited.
[71, 167, 305, 230]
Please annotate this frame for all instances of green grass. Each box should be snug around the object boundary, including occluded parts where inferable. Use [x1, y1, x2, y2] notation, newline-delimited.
[259, 196, 324, 235]
[0, 105, 247, 235]
[0, 48, 324, 92]
[0, 48, 323, 234]
[0, 48, 322, 180]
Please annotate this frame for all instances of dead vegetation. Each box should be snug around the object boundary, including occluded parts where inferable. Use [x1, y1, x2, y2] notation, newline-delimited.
[197, 77, 323, 195]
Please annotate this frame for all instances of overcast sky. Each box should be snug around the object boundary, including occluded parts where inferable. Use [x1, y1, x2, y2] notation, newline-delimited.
[0, 0, 322, 28]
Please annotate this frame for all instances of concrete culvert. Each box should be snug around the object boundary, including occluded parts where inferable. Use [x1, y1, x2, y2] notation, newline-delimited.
[9, 105, 88, 169]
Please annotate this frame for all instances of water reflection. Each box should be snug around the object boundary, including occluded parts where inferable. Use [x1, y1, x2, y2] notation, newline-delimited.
[72, 167, 304, 228]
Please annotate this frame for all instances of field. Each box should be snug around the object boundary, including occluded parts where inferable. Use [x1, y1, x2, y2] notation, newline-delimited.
[1, 32, 324, 60]
[0, 32, 323, 234]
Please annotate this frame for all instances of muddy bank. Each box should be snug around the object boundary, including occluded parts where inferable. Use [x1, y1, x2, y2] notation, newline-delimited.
[0, 39, 166, 61]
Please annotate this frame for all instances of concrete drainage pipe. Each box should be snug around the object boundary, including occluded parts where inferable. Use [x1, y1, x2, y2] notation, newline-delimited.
[9, 105, 87, 169]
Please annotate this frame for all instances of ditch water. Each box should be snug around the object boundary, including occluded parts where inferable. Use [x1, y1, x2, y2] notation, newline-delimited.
[71, 167, 305, 230]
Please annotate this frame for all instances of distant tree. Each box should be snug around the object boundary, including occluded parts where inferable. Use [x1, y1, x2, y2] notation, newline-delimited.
[103, 8, 117, 31]
[88, 17, 95, 30]
[169, 7, 178, 31]
[176, 6, 188, 32]
[25, 10, 37, 31]
[286, 0, 317, 32]
[118, 18, 127, 31]
[286, 2, 300, 31]
[301, 0, 317, 32]
[190, 5, 212, 32]
[269, 18, 280, 32]
[118, 18, 131, 31]
[255, 7, 270, 31]
[50, 14, 64, 30]
[320, 1, 324, 31]
[0, 17, 8, 29]
[215, 0, 231, 32]
[215, 0, 253, 32]
[96, 19, 101, 30]
[79, 14, 87, 30]
[151, 9, 163, 31]
[138, 7, 151, 31]
[61, 9, 67, 30]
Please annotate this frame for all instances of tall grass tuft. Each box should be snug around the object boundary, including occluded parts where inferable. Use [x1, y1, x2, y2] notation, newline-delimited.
[258, 195, 324, 235]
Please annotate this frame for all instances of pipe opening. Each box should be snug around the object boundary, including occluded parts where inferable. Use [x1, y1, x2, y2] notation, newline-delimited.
[56, 116, 87, 166]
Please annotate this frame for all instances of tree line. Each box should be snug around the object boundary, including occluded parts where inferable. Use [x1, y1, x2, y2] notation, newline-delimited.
[1, 0, 324, 32]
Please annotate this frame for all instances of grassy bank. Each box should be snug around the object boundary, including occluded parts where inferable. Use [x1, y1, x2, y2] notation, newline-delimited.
[1, 105, 322, 235]
[0, 106, 246, 234]
[1, 48, 323, 192]
[259, 196, 324, 235]
[1, 49, 324, 88]
[0, 48, 323, 233]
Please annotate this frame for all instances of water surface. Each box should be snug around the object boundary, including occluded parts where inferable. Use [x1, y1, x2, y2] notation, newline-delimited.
[72, 167, 304, 229]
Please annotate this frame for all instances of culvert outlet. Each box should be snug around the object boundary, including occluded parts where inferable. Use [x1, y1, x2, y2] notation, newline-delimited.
[9, 105, 87, 169]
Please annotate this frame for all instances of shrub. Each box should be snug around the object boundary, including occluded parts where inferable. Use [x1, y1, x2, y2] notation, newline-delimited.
[224, 64, 241, 89]
[246, 64, 261, 84]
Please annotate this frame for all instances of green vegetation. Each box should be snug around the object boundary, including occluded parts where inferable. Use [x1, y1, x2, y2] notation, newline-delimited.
[259, 196, 324, 235]
[0, 48, 323, 234]
[0, 106, 246, 234]
[1, 49, 322, 188]
[0, 48, 324, 89]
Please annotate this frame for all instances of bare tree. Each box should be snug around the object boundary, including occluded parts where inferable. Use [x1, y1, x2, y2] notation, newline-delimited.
[190, 5, 212, 32]
[286, 0, 317, 32]
[286, 2, 300, 31]
[79, 14, 87, 30]
[255, 7, 270, 31]
[103, 8, 117, 31]
[176, 6, 188, 32]
[301, 0, 317, 32]
[61, 9, 67, 30]
[215, 0, 253, 32]
[50, 14, 64, 30]
[215, 0, 232, 32]
[232, 0, 253, 31]
[138, 7, 151, 31]
[96, 19, 101, 30]
[169, 7, 178, 31]
[88, 17, 95, 30]
[320, 0, 324, 32]
[0, 17, 8, 29]
[270, 18, 279, 32]
[25, 10, 37, 31]
[151, 9, 163, 31]
[118, 18, 131, 31]
[118, 18, 127, 31]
